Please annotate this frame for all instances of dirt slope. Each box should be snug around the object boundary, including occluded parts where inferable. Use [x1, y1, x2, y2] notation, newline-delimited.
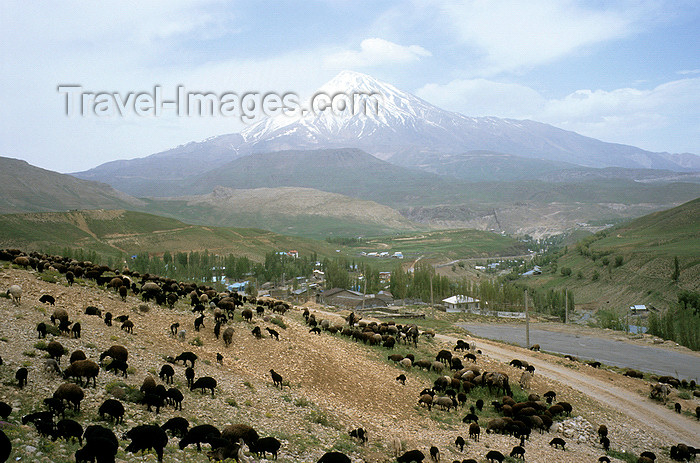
[0, 266, 697, 463]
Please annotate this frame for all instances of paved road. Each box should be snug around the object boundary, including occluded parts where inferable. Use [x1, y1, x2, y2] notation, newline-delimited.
[457, 322, 700, 381]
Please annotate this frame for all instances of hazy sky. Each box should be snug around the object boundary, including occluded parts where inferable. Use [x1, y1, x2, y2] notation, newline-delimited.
[1, 1, 699, 173]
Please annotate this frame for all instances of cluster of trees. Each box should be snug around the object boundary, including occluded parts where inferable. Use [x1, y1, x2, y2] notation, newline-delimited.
[647, 290, 700, 351]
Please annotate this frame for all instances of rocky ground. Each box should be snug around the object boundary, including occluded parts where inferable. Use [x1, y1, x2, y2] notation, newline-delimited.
[0, 265, 698, 463]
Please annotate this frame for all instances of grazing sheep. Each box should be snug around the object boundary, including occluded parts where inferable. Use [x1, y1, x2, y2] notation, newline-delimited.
[194, 314, 205, 331]
[418, 394, 433, 411]
[455, 436, 465, 452]
[600, 436, 610, 451]
[396, 374, 407, 385]
[318, 452, 352, 463]
[65, 271, 75, 286]
[119, 286, 128, 301]
[241, 308, 253, 322]
[53, 418, 83, 445]
[519, 371, 532, 389]
[266, 327, 280, 340]
[124, 424, 169, 463]
[98, 399, 125, 424]
[121, 319, 134, 333]
[309, 327, 321, 335]
[598, 424, 608, 439]
[270, 369, 284, 388]
[14, 367, 28, 389]
[485, 450, 505, 463]
[465, 353, 477, 363]
[250, 436, 282, 459]
[599, 457, 610, 463]
[397, 449, 425, 462]
[696, 405, 699, 420]
[640, 451, 657, 461]
[530, 344, 540, 351]
[191, 376, 217, 396]
[162, 417, 189, 438]
[47, 340, 65, 363]
[53, 383, 84, 411]
[510, 446, 525, 460]
[221, 423, 260, 447]
[100, 345, 128, 364]
[207, 443, 243, 462]
[50, 308, 69, 325]
[6, 285, 22, 305]
[624, 369, 644, 378]
[549, 437, 566, 450]
[58, 318, 72, 336]
[166, 387, 184, 410]
[469, 422, 480, 441]
[104, 312, 112, 326]
[0, 401, 11, 420]
[63, 359, 99, 387]
[430, 446, 440, 462]
[159, 364, 175, 384]
[674, 402, 682, 413]
[214, 321, 222, 339]
[104, 359, 128, 378]
[349, 427, 367, 444]
[175, 351, 197, 367]
[75, 425, 119, 463]
[69, 349, 87, 364]
[223, 327, 235, 347]
[39, 294, 55, 305]
[36, 322, 47, 338]
[252, 325, 263, 338]
[170, 322, 180, 336]
[70, 322, 81, 338]
[84, 306, 102, 317]
[179, 425, 222, 451]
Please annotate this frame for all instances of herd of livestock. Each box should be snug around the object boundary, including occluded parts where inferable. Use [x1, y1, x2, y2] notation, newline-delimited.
[0, 248, 698, 462]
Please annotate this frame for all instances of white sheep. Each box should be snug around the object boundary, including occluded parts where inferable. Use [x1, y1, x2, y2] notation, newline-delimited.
[6, 285, 22, 305]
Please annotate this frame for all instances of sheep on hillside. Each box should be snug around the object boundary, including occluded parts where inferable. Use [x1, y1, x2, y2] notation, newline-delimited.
[6, 285, 22, 305]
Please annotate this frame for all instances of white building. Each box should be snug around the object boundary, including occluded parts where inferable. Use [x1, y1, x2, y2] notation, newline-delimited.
[442, 295, 480, 313]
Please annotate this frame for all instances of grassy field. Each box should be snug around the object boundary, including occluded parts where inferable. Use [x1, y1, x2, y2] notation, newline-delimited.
[0, 210, 341, 262]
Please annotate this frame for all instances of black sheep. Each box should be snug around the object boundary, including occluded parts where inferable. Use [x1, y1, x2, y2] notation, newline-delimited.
[98, 399, 125, 424]
[270, 369, 284, 388]
[84, 306, 102, 317]
[100, 345, 128, 364]
[485, 450, 505, 463]
[175, 351, 197, 367]
[185, 367, 195, 388]
[194, 314, 205, 332]
[58, 318, 72, 336]
[103, 359, 128, 378]
[22, 411, 53, 426]
[104, 312, 112, 326]
[455, 435, 465, 452]
[191, 376, 217, 396]
[216, 353, 224, 365]
[214, 321, 221, 339]
[69, 349, 87, 364]
[39, 294, 55, 305]
[510, 446, 525, 460]
[549, 437, 566, 450]
[0, 401, 11, 420]
[0, 429, 10, 463]
[76, 425, 118, 463]
[397, 449, 425, 463]
[43, 397, 65, 418]
[318, 451, 352, 463]
[396, 374, 407, 385]
[249, 436, 281, 459]
[429, 446, 440, 462]
[53, 418, 83, 445]
[674, 402, 681, 413]
[179, 424, 220, 451]
[167, 387, 184, 410]
[141, 393, 164, 414]
[265, 327, 280, 340]
[159, 364, 175, 384]
[161, 416, 189, 438]
[124, 424, 168, 463]
[349, 427, 367, 444]
[15, 367, 28, 388]
[170, 322, 180, 336]
[252, 326, 262, 338]
[600, 436, 610, 451]
[37, 322, 47, 338]
[70, 322, 81, 338]
[121, 319, 134, 333]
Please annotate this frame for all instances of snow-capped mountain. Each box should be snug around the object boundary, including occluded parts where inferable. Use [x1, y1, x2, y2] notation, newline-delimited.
[73, 70, 700, 196]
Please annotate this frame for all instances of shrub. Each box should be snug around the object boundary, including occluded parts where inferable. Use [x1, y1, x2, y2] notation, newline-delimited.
[560, 267, 572, 276]
[614, 255, 624, 267]
[592, 270, 600, 281]
[226, 398, 238, 408]
[34, 341, 48, 350]
[271, 318, 286, 329]
[190, 337, 204, 347]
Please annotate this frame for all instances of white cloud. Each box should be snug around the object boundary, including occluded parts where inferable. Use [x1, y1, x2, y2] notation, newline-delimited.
[325, 38, 431, 68]
[415, 77, 700, 153]
[416, 79, 545, 118]
[432, 0, 648, 74]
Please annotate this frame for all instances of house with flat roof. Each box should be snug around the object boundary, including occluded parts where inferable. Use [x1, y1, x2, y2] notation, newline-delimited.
[441, 295, 480, 313]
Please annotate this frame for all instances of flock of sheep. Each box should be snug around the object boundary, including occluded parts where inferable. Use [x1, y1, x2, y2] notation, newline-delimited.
[0, 247, 698, 462]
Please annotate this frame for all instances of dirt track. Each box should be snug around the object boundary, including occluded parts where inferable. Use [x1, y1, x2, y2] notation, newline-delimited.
[437, 333, 700, 445]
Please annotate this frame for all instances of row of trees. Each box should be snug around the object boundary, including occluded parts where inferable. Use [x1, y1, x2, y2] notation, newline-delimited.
[647, 291, 700, 351]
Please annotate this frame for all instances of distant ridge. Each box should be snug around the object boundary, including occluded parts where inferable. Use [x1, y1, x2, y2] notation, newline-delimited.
[0, 156, 144, 213]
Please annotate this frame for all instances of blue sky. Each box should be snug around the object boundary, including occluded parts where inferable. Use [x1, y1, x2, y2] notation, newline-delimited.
[1, 0, 699, 173]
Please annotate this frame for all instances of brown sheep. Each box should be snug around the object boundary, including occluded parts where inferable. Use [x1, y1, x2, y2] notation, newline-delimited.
[54, 383, 84, 411]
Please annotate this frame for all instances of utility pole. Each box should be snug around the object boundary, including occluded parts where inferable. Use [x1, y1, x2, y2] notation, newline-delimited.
[430, 272, 434, 307]
[362, 273, 366, 311]
[525, 289, 530, 348]
[565, 288, 568, 324]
